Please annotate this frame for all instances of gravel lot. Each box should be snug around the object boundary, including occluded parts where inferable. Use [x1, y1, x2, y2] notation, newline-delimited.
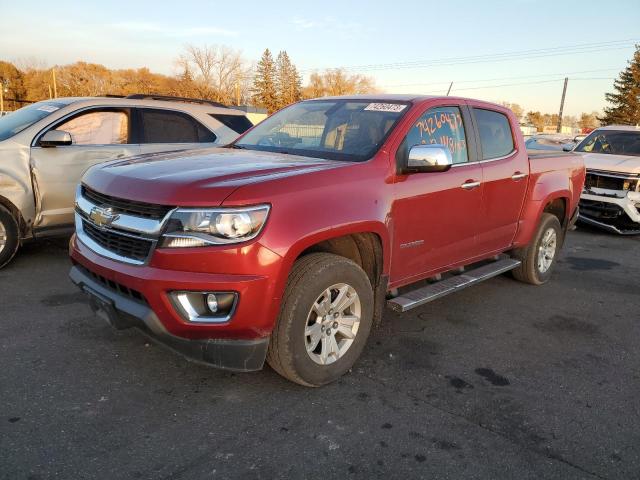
[1, 226, 639, 480]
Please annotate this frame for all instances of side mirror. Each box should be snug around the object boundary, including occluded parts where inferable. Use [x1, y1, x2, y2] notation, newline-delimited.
[562, 144, 574, 152]
[40, 130, 72, 147]
[404, 144, 453, 173]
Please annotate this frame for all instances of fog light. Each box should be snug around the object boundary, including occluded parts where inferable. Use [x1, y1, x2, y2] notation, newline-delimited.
[170, 291, 237, 323]
[206, 293, 218, 313]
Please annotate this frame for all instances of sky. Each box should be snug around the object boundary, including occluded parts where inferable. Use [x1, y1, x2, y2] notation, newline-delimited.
[1, 0, 639, 116]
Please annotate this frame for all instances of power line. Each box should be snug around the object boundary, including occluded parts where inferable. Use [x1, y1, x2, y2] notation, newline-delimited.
[381, 68, 620, 88]
[408, 77, 614, 96]
[300, 38, 638, 73]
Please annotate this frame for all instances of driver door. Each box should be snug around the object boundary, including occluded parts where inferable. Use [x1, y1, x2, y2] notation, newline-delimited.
[30, 108, 139, 229]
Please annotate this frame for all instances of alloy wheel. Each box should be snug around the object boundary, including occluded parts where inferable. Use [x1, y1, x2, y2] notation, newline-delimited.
[0, 220, 6, 255]
[537, 227, 557, 273]
[304, 283, 361, 365]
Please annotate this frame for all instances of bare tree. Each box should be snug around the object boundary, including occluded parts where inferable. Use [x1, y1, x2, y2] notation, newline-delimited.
[177, 44, 251, 104]
[578, 111, 601, 130]
[500, 102, 524, 122]
[302, 68, 377, 99]
[54, 62, 115, 97]
[14, 56, 48, 72]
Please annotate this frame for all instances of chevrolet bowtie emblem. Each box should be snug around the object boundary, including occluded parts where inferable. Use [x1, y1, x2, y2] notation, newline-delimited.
[89, 206, 119, 227]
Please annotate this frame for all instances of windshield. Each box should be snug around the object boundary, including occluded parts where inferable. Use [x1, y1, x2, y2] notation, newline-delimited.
[0, 101, 67, 142]
[575, 130, 640, 156]
[234, 100, 410, 161]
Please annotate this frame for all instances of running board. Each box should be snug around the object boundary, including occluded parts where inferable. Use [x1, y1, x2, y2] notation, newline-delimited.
[387, 257, 521, 313]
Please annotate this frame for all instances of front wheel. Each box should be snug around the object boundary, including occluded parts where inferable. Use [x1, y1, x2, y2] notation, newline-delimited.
[511, 212, 562, 285]
[267, 253, 374, 387]
[0, 205, 20, 269]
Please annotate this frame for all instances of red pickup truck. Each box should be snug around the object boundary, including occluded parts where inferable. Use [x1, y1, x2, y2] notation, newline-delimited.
[69, 95, 585, 386]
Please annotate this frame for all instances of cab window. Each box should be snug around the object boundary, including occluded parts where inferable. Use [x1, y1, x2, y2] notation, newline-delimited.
[57, 110, 129, 145]
[404, 106, 468, 164]
[474, 108, 515, 159]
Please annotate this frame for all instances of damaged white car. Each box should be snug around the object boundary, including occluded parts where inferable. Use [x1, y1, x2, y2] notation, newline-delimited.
[573, 126, 640, 234]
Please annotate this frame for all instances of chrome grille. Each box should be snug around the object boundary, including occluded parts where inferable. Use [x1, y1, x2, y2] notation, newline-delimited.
[82, 221, 153, 262]
[81, 186, 172, 220]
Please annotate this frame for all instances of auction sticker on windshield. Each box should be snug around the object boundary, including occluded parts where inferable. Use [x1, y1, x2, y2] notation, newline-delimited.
[364, 103, 407, 112]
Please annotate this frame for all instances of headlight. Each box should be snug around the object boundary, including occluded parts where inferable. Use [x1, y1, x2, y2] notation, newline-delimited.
[160, 205, 270, 248]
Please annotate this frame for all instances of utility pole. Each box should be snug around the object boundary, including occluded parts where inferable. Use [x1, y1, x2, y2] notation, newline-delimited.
[52, 68, 58, 98]
[235, 81, 240, 106]
[557, 77, 568, 133]
[446, 82, 453, 96]
[48, 84, 52, 99]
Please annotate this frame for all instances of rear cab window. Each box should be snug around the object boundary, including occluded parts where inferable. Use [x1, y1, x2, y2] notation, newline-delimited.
[474, 108, 515, 160]
[139, 109, 216, 144]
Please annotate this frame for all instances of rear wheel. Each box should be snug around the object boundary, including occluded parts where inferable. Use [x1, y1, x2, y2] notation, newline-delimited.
[267, 253, 374, 387]
[512, 212, 562, 285]
[0, 205, 20, 269]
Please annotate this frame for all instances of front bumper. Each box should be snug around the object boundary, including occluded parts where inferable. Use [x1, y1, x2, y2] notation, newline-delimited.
[579, 190, 640, 235]
[70, 265, 269, 371]
[69, 233, 285, 371]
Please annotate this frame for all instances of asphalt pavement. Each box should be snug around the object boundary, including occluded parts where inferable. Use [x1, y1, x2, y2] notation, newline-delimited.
[1, 226, 639, 479]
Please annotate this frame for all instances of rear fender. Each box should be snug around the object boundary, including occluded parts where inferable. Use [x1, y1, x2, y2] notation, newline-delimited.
[513, 171, 572, 247]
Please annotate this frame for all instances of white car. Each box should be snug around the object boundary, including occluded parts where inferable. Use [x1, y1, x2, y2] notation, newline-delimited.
[574, 125, 640, 234]
[0, 94, 253, 268]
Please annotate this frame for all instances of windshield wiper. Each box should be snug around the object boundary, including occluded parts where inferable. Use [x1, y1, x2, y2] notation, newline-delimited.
[227, 144, 245, 149]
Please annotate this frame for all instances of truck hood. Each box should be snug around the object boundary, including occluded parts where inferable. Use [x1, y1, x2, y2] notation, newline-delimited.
[579, 153, 640, 175]
[82, 147, 351, 206]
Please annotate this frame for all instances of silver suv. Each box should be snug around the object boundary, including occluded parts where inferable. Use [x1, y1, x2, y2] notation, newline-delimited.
[0, 94, 254, 268]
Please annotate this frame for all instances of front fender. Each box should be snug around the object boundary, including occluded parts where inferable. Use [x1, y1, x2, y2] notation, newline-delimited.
[0, 142, 35, 234]
[222, 159, 394, 305]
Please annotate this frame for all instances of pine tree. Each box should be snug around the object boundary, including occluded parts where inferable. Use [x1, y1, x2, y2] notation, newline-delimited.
[275, 51, 302, 109]
[600, 44, 640, 126]
[289, 60, 302, 104]
[252, 49, 278, 113]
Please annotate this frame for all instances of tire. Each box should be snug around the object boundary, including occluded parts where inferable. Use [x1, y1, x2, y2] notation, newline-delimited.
[0, 205, 20, 269]
[267, 253, 374, 387]
[511, 213, 562, 285]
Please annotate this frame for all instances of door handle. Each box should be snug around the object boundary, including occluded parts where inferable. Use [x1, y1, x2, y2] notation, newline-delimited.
[511, 172, 527, 180]
[461, 180, 481, 190]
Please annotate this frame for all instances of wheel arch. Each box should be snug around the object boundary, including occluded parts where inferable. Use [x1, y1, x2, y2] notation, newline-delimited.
[542, 196, 568, 227]
[513, 191, 571, 247]
[283, 221, 389, 284]
[272, 222, 390, 327]
[0, 194, 28, 238]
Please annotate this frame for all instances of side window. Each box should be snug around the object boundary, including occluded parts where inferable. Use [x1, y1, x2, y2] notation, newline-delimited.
[140, 109, 216, 144]
[474, 108, 515, 160]
[57, 110, 128, 145]
[209, 113, 253, 134]
[405, 106, 468, 164]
